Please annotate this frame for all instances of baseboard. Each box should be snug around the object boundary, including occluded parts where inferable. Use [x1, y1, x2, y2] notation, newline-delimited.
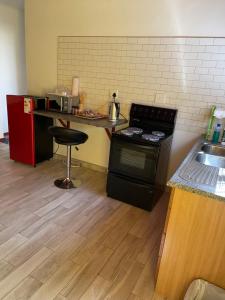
[79, 160, 107, 173]
[55, 154, 107, 173]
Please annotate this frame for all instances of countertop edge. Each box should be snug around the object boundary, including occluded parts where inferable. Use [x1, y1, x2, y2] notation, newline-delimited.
[167, 180, 225, 202]
[33, 110, 128, 129]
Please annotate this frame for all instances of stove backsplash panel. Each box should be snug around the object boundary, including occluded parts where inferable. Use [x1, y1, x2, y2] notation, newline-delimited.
[57, 36, 225, 134]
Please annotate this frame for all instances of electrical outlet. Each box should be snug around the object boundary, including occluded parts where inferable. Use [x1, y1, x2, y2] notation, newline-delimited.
[109, 89, 119, 99]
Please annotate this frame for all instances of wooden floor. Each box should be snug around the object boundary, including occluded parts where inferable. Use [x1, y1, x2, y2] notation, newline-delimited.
[0, 143, 167, 300]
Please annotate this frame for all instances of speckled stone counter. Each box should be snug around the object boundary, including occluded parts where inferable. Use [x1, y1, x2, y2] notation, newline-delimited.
[168, 138, 225, 201]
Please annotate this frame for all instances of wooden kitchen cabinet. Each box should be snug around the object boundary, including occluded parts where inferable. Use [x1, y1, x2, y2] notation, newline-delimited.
[155, 189, 174, 280]
[155, 187, 225, 300]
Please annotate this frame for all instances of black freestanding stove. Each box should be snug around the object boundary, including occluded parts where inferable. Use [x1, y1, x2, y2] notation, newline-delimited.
[106, 103, 177, 211]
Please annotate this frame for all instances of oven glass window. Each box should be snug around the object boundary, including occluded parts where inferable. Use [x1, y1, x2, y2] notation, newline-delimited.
[120, 148, 146, 169]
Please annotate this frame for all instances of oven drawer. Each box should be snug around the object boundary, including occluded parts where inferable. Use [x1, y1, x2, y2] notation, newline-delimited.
[106, 172, 156, 211]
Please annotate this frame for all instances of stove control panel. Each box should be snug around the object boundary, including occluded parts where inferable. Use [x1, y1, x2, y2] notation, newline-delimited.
[130, 104, 177, 125]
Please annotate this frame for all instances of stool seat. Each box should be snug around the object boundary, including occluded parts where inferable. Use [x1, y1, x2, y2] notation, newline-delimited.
[48, 126, 88, 189]
[48, 126, 88, 145]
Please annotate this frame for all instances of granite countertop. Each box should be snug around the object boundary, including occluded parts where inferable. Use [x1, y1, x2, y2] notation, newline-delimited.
[168, 138, 225, 201]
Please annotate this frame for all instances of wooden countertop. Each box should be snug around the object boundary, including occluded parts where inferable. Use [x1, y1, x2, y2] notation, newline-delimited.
[33, 110, 128, 129]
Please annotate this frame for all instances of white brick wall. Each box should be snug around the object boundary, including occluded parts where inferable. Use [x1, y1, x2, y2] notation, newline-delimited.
[57, 37, 225, 133]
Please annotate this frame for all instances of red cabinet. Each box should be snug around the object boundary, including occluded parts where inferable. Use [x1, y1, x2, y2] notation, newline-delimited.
[7, 95, 53, 166]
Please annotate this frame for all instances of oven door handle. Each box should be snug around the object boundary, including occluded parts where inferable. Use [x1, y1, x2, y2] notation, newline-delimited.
[134, 143, 159, 151]
[115, 140, 160, 151]
[113, 173, 154, 187]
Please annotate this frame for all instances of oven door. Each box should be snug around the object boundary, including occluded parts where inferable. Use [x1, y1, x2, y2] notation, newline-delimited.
[108, 136, 159, 183]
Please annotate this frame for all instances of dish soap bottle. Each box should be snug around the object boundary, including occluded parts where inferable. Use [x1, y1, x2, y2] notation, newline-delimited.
[212, 123, 222, 144]
[221, 128, 225, 145]
[205, 105, 216, 140]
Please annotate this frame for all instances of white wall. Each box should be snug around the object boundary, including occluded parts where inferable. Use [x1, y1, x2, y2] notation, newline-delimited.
[0, 1, 27, 138]
[25, 0, 225, 95]
[57, 36, 225, 175]
[25, 0, 225, 174]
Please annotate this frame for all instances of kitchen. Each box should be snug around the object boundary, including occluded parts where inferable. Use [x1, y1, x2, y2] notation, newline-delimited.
[1, 0, 225, 299]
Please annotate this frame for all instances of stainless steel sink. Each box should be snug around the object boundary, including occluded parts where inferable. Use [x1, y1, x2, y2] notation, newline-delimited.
[201, 144, 225, 157]
[196, 152, 225, 168]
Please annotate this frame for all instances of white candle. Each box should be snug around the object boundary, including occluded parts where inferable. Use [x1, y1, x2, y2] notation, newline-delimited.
[72, 77, 80, 97]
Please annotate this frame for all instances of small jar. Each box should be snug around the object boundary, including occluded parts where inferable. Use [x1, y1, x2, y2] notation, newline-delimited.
[72, 106, 79, 115]
[71, 106, 76, 115]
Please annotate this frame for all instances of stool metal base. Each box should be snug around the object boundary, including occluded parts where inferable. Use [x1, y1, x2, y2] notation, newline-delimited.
[54, 177, 82, 189]
[54, 178, 75, 189]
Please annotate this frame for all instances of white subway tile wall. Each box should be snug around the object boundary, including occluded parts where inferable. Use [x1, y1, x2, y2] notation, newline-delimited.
[57, 37, 225, 133]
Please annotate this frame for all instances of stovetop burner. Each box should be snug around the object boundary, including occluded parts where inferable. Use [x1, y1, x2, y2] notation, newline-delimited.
[120, 129, 134, 136]
[120, 127, 166, 142]
[142, 134, 160, 142]
[121, 127, 143, 136]
[127, 127, 143, 134]
[152, 131, 165, 138]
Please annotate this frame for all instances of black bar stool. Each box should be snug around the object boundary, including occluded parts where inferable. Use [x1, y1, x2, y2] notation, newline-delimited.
[48, 126, 88, 189]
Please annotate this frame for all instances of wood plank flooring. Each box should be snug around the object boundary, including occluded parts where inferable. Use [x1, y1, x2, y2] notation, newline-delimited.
[0, 143, 167, 300]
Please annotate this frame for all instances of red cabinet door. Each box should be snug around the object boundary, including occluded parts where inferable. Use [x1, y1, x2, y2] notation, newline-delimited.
[7, 95, 35, 166]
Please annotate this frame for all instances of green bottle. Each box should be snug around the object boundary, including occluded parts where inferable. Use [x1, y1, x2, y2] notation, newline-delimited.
[205, 105, 216, 141]
[212, 124, 221, 144]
